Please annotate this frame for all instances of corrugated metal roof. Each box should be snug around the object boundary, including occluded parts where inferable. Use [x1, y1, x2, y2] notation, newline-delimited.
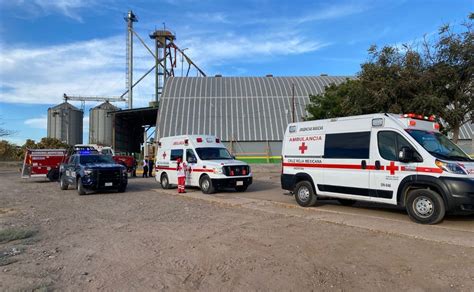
[158, 76, 349, 141]
[49, 102, 82, 111]
[459, 122, 473, 140]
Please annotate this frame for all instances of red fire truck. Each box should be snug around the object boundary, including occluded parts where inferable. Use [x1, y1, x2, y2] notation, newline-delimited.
[21, 149, 68, 181]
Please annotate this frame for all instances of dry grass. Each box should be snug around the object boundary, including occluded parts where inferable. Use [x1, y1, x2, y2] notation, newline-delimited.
[0, 228, 36, 244]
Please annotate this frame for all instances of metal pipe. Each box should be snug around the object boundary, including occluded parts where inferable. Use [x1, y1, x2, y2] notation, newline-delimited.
[120, 65, 157, 98]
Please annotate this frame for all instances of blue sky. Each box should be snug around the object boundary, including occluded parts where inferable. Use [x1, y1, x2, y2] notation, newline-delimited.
[0, 0, 472, 145]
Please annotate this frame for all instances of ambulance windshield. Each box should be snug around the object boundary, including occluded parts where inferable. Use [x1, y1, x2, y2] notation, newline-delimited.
[406, 129, 471, 161]
[195, 147, 233, 160]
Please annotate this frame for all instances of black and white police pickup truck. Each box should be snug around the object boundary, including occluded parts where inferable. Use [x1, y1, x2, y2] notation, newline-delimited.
[59, 152, 128, 195]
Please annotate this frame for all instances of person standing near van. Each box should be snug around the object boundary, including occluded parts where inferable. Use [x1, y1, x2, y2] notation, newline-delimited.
[176, 158, 187, 193]
[148, 157, 154, 178]
[142, 157, 148, 178]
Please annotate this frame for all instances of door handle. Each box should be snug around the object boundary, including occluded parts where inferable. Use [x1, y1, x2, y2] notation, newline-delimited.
[375, 160, 381, 170]
[361, 160, 367, 169]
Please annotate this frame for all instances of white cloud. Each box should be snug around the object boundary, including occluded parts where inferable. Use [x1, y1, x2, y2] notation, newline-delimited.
[181, 33, 329, 69]
[24, 115, 47, 129]
[0, 35, 155, 106]
[7, 0, 102, 21]
[1, 27, 329, 105]
[185, 12, 230, 24]
[296, 3, 368, 24]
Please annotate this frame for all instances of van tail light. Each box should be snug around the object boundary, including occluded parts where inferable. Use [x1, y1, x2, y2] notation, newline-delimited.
[196, 137, 203, 143]
[281, 156, 284, 173]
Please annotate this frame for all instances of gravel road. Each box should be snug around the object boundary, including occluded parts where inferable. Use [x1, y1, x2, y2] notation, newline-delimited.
[1, 167, 473, 291]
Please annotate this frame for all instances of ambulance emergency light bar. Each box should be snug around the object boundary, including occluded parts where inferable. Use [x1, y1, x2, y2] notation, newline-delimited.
[400, 113, 440, 130]
[402, 113, 436, 121]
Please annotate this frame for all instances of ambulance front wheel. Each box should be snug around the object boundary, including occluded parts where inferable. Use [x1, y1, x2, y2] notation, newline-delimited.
[160, 173, 172, 189]
[406, 189, 446, 224]
[294, 181, 317, 207]
[200, 175, 215, 194]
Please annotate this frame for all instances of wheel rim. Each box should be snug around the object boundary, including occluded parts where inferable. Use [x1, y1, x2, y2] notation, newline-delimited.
[162, 176, 168, 187]
[202, 179, 209, 191]
[60, 179, 64, 187]
[413, 196, 434, 218]
[297, 186, 310, 202]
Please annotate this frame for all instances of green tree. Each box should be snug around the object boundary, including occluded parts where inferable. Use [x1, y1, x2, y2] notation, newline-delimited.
[306, 14, 473, 142]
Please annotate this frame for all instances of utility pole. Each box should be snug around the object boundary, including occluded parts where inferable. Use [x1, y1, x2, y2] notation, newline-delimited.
[125, 10, 137, 109]
[292, 83, 295, 123]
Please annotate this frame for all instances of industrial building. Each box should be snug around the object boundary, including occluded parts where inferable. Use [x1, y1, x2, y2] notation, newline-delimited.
[459, 123, 474, 154]
[47, 102, 83, 145]
[45, 11, 473, 158]
[157, 75, 349, 162]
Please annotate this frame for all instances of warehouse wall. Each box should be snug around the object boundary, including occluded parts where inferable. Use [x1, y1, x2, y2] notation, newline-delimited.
[222, 141, 282, 163]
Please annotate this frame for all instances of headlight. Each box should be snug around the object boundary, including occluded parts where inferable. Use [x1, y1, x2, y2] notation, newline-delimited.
[84, 169, 93, 176]
[435, 160, 467, 175]
[213, 167, 223, 174]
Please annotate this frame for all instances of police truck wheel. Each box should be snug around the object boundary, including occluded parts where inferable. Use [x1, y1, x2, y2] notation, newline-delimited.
[59, 176, 68, 190]
[406, 189, 445, 224]
[338, 199, 356, 206]
[294, 181, 317, 207]
[200, 175, 215, 194]
[160, 173, 171, 189]
[47, 169, 59, 182]
[77, 178, 86, 196]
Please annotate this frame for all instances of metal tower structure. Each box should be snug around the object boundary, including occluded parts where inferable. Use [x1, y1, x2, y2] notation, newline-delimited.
[125, 11, 137, 109]
[149, 29, 206, 101]
[63, 94, 126, 110]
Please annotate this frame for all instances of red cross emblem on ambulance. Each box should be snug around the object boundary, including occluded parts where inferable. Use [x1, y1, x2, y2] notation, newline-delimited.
[299, 142, 308, 154]
[386, 161, 399, 175]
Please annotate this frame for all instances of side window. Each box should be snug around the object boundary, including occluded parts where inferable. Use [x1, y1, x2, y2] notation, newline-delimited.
[186, 149, 197, 163]
[324, 132, 370, 159]
[378, 132, 397, 161]
[170, 149, 183, 161]
[68, 155, 76, 164]
[378, 131, 419, 161]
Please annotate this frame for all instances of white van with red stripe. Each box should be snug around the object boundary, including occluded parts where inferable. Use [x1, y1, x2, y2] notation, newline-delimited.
[281, 113, 474, 224]
[155, 135, 252, 194]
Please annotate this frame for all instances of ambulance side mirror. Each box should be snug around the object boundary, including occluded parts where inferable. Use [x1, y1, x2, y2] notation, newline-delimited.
[188, 157, 197, 164]
[398, 146, 414, 163]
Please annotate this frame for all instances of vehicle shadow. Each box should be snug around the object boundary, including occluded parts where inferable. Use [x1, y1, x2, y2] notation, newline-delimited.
[315, 199, 474, 221]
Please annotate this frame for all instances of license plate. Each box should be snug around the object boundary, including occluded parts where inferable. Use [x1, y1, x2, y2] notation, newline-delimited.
[236, 181, 244, 186]
[105, 182, 113, 187]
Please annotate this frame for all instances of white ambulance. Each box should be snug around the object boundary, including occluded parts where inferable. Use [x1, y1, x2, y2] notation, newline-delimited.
[281, 113, 474, 224]
[155, 135, 252, 194]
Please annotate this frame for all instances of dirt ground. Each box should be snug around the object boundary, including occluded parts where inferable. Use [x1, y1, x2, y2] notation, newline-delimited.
[1, 166, 473, 291]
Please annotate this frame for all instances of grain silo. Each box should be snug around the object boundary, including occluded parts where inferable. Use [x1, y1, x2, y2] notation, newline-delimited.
[89, 101, 119, 146]
[47, 102, 83, 145]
